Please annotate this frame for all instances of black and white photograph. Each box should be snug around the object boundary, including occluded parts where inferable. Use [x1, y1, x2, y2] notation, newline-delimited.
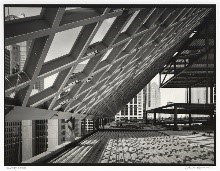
[1, 1, 218, 169]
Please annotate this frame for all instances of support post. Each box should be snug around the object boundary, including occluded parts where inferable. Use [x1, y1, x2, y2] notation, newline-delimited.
[99, 118, 101, 129]
[210, 85, 213, 104]
[188, 87, 192, 127]
[186, 88, 189, 103]
[206, 81, 209, 104]
[210, 113, 213, 123]
[159, 72, 161, 87]
[92, 119, 95, 131]
[189, 113, 192, 127]
[82, 119, 86, 136]
[102, 118, 105, 129]
[153, 110, 156, 125]
[145, 111, 148, 124]
[174, 105, 178, 131]
[174, 59, 176, 76]
[209, 111, 215, 130]
[205, 25, 209, 104]
[189, 87, 191, 104]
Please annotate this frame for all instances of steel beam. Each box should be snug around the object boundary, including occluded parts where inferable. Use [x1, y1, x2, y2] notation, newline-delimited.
[47, 11, 110, 110]
[5, 8, 208, 95]
[5, 105, 79, 121]
[5, 8, 131, 46]
[4, 7, 213, 121]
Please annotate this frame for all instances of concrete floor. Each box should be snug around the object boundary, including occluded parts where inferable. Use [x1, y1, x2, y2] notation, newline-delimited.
[49, 130, 215, 164]
[161, 131, 214, 150]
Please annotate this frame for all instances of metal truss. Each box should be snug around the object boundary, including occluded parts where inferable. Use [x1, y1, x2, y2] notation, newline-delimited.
[160, 12, 215, 88]
[5, 7, 213, 120]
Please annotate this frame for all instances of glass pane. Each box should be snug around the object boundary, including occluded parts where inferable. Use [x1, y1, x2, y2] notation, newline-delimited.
[90, 17, 116, 45]
[121, 10, 140, 33]
[5, 7, 42, 20]
[130, 106, 133, 115]
[65, 7, 81, 11]
[79, 59, 89, 65]
[44, 26, 83, 62]
[30, 79, 45, 96]
[73, 63, 87, 73]
[101, 48, 113, 61]
[30, 88, 40, 96]
[43, 72, 59, 89]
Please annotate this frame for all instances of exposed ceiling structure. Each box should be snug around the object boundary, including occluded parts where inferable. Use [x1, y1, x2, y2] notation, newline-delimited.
[160, 12, 215, 88]
[5, 7, 214, 120]
[147, 103, 214, 115]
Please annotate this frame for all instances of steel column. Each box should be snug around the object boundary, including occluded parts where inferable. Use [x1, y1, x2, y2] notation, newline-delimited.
[174, 105, 178, 131]
[210, 85, 213, 104]
[189, 113, 192, 127]
[153, 110, 156, 125]
[189, 87, 191, 104]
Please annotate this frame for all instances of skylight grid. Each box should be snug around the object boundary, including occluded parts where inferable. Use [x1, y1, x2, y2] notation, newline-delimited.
[90, 17, 117, 45]
[44, 26, 83, 63]
[121, 10, 140, 33]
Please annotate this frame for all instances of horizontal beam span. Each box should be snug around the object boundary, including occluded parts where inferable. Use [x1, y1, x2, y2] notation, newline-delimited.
[5, 105, 81, 121]
[147, 109, 213, 114]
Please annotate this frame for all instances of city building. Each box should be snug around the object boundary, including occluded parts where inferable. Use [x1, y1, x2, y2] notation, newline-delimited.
[5, 41, 23, 164]
[115, 82, 161, 121]
[35, 120, 48, 156]
[147, 82, 161, 119]
[5, 48, 11, 76]
[5, 15, 46, 163]
[5, 44, 20, 75]
[4, 121, 22, 164]
[115, 89, 145, 121]
[81, 119, 94, 134]
[146, 82, 161, 110]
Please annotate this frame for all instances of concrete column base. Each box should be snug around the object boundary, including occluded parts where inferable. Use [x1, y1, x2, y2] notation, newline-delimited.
[47, 119, 62, 151]
[22, 120, 35, 162]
